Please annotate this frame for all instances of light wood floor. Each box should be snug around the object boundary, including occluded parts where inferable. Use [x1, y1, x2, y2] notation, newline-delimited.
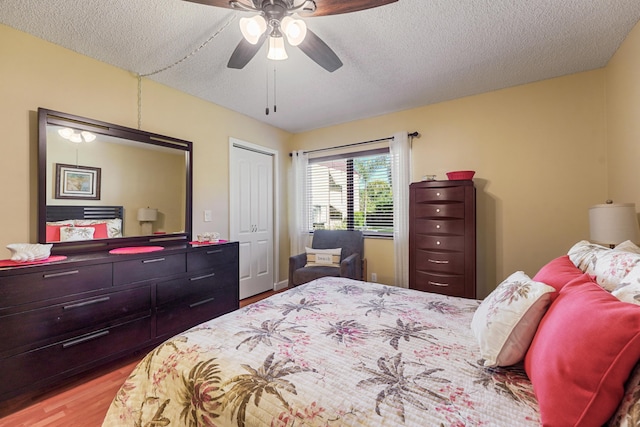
[0, 289, 282, 427]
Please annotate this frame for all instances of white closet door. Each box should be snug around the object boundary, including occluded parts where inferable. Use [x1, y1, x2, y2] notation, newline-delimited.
[230, 142, 274, 299]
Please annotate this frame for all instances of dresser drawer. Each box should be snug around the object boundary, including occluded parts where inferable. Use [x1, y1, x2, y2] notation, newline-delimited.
[413, 203, 464, 219]
[413, 271, 466, 297]
[415, 250, 464, 274]
[0, 263, 112, 309]
[0, 316, 151, 399]
[113, 253, 186, 286]
[414, 234, 464, 252]
[187, 244, 237, 272]
[0, 286, 151, 355]
[414, 186, 466, 203]
[414, 218, 464, 235]
[156, 283, 237, 338]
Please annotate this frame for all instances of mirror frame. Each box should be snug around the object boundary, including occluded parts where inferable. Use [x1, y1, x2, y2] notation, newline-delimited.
[38, 108, 193, 253]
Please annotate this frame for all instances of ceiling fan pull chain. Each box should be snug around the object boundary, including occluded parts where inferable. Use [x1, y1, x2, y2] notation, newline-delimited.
[274, 64, 277, 113]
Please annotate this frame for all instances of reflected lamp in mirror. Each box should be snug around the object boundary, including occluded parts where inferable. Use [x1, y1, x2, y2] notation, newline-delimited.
[589, 202, 640, 248]
[137, 208, 157, 235]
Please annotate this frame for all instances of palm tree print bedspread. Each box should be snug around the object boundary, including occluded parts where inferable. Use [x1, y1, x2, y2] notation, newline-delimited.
[102, 277, 542, 426]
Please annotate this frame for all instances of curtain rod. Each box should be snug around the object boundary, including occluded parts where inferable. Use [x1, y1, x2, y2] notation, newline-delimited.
[289, 131, 420, 157]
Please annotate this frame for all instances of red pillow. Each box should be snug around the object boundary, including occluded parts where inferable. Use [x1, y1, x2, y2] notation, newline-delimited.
[532, 255, 583, 301]
[45, 224, 72, 242]
[524, 274, 640, 427]
[76, 223, 109, 239]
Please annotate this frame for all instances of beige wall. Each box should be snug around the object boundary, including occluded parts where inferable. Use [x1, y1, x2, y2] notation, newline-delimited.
[0, 24, 293, 281]
[5, 18, 640, 296]
[606, 21, 640, 207]
[290, 70, 609, 297]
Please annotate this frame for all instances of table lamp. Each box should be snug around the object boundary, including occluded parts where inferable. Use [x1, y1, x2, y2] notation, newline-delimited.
[137, 207, 157, 235]
[589, 201, 640, 248]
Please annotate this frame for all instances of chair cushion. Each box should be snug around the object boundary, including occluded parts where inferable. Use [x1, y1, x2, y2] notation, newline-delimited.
[292, 266, 340, 286]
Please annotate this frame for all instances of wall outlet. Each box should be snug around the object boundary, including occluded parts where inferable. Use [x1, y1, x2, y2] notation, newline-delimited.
[371, 273, 377, 282]
[203, 210, 212, 222]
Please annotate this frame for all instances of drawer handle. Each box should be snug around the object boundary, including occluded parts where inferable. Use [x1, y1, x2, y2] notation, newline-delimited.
[44, 270, 79, 278]
[429, 281, 449, 287]
[190, 297, 216, 308]
[436, 208, 441, 213]
[436, 192, 441, 196]
[436, 241, 441, 245]
[63, 296, 110, 310]
[142, 257, 166, 264]
[62, 330, 110, 348]
[190, 273, 216, 281]
[428, 259, 449, 264]
[436, 225, 441, 229]
[206, 249, 223, 255]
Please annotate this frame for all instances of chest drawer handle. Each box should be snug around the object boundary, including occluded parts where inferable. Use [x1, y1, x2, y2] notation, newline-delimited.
[142, 257, 166, 264]
[62, 330, 110, 348]
[190, 273, 216, 282]
[429, 281, 449, 287]
[436, 208, 441, 213]
[44, 270, 79, 279]
[428, 259, 449, 264]
[63, 296, 110, 310]
[190, 297, 216, 308]
[206, 249, 223, 255]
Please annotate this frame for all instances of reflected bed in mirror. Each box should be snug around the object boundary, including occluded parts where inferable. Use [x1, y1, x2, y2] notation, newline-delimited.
[38, 108, 193, 252]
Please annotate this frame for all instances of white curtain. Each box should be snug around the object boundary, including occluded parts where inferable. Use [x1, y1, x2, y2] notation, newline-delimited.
[290, 150, 310, 255]
[390, 132, 411, 288]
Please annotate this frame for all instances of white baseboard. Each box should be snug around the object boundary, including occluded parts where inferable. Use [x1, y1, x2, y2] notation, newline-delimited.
[274, 280, 288, 291]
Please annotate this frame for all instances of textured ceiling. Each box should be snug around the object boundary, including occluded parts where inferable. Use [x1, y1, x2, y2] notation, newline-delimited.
[2, 0, 640, 133]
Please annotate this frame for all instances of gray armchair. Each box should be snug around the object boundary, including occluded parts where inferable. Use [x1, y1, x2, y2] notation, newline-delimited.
[289, 230, 364, 287]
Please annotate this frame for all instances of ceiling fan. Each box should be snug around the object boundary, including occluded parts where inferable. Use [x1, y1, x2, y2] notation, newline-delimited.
[184, 0, 399, 72]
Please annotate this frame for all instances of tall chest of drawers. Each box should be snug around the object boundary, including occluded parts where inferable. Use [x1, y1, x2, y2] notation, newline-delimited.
[409, 180, 476, 298]
[0, 242, 239, 403]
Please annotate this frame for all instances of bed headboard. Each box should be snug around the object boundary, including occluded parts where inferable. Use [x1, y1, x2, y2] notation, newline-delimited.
[46, 205, 124, 222]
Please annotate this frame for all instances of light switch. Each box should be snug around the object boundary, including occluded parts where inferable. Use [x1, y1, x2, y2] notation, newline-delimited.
[204, 210, 212, 222]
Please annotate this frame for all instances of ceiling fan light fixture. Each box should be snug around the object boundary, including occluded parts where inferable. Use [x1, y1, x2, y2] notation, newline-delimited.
[281, 16, 307, 46]
[267, 35, 288, 60]
[239, 15, 267, 45]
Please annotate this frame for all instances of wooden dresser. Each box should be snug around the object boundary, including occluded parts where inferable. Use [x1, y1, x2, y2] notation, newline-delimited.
[0, 242, 239, 402]
[409, 180, 476, 298]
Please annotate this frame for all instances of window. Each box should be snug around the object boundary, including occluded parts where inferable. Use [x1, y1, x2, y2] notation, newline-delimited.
[307, 148, 393, 236]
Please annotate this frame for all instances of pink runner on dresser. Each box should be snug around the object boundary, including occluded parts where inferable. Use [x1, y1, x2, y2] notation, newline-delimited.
[0, 255, 67, 267]
[109, 246, 164, 255]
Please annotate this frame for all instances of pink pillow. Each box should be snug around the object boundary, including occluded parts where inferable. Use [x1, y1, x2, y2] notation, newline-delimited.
[76, 223, 109, 239]
[532, 255, 582, 300]
[45, 224, 72, 242]
[524, 274, 640, 427]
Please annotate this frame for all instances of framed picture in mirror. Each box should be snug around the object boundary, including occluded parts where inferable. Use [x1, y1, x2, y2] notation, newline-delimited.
[55, 163, 101, 200]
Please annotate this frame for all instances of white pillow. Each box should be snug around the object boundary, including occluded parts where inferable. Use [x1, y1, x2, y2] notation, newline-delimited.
[60, 226, 95, 241]
[471, 271, 555, 367]
[614, 240, 640, 254]
[304, 247, 341, 268]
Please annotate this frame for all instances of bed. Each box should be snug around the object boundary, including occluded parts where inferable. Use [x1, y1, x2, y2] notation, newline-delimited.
[102, 241, 640, 427]
[45, 205, 123, 242]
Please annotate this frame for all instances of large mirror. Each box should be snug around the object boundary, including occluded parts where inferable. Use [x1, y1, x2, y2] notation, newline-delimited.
[38, 108, 192, 252]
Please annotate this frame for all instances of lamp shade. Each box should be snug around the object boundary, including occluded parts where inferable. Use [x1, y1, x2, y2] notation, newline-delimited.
[589, 202, 640, 246]
[137, 208, 158, 222]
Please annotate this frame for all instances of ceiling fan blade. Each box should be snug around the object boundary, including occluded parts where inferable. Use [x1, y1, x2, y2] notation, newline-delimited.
[303, 0, 398, 17]
[297, 29, 343, 72]
[227, 35, 266, 69]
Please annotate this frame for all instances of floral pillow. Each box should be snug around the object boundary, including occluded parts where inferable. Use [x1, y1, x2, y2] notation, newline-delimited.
[75, 218, 122, 238]
[60, 226, 95, 241]
[567, 240, 640, 292]
[471, 271, 555, 367]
